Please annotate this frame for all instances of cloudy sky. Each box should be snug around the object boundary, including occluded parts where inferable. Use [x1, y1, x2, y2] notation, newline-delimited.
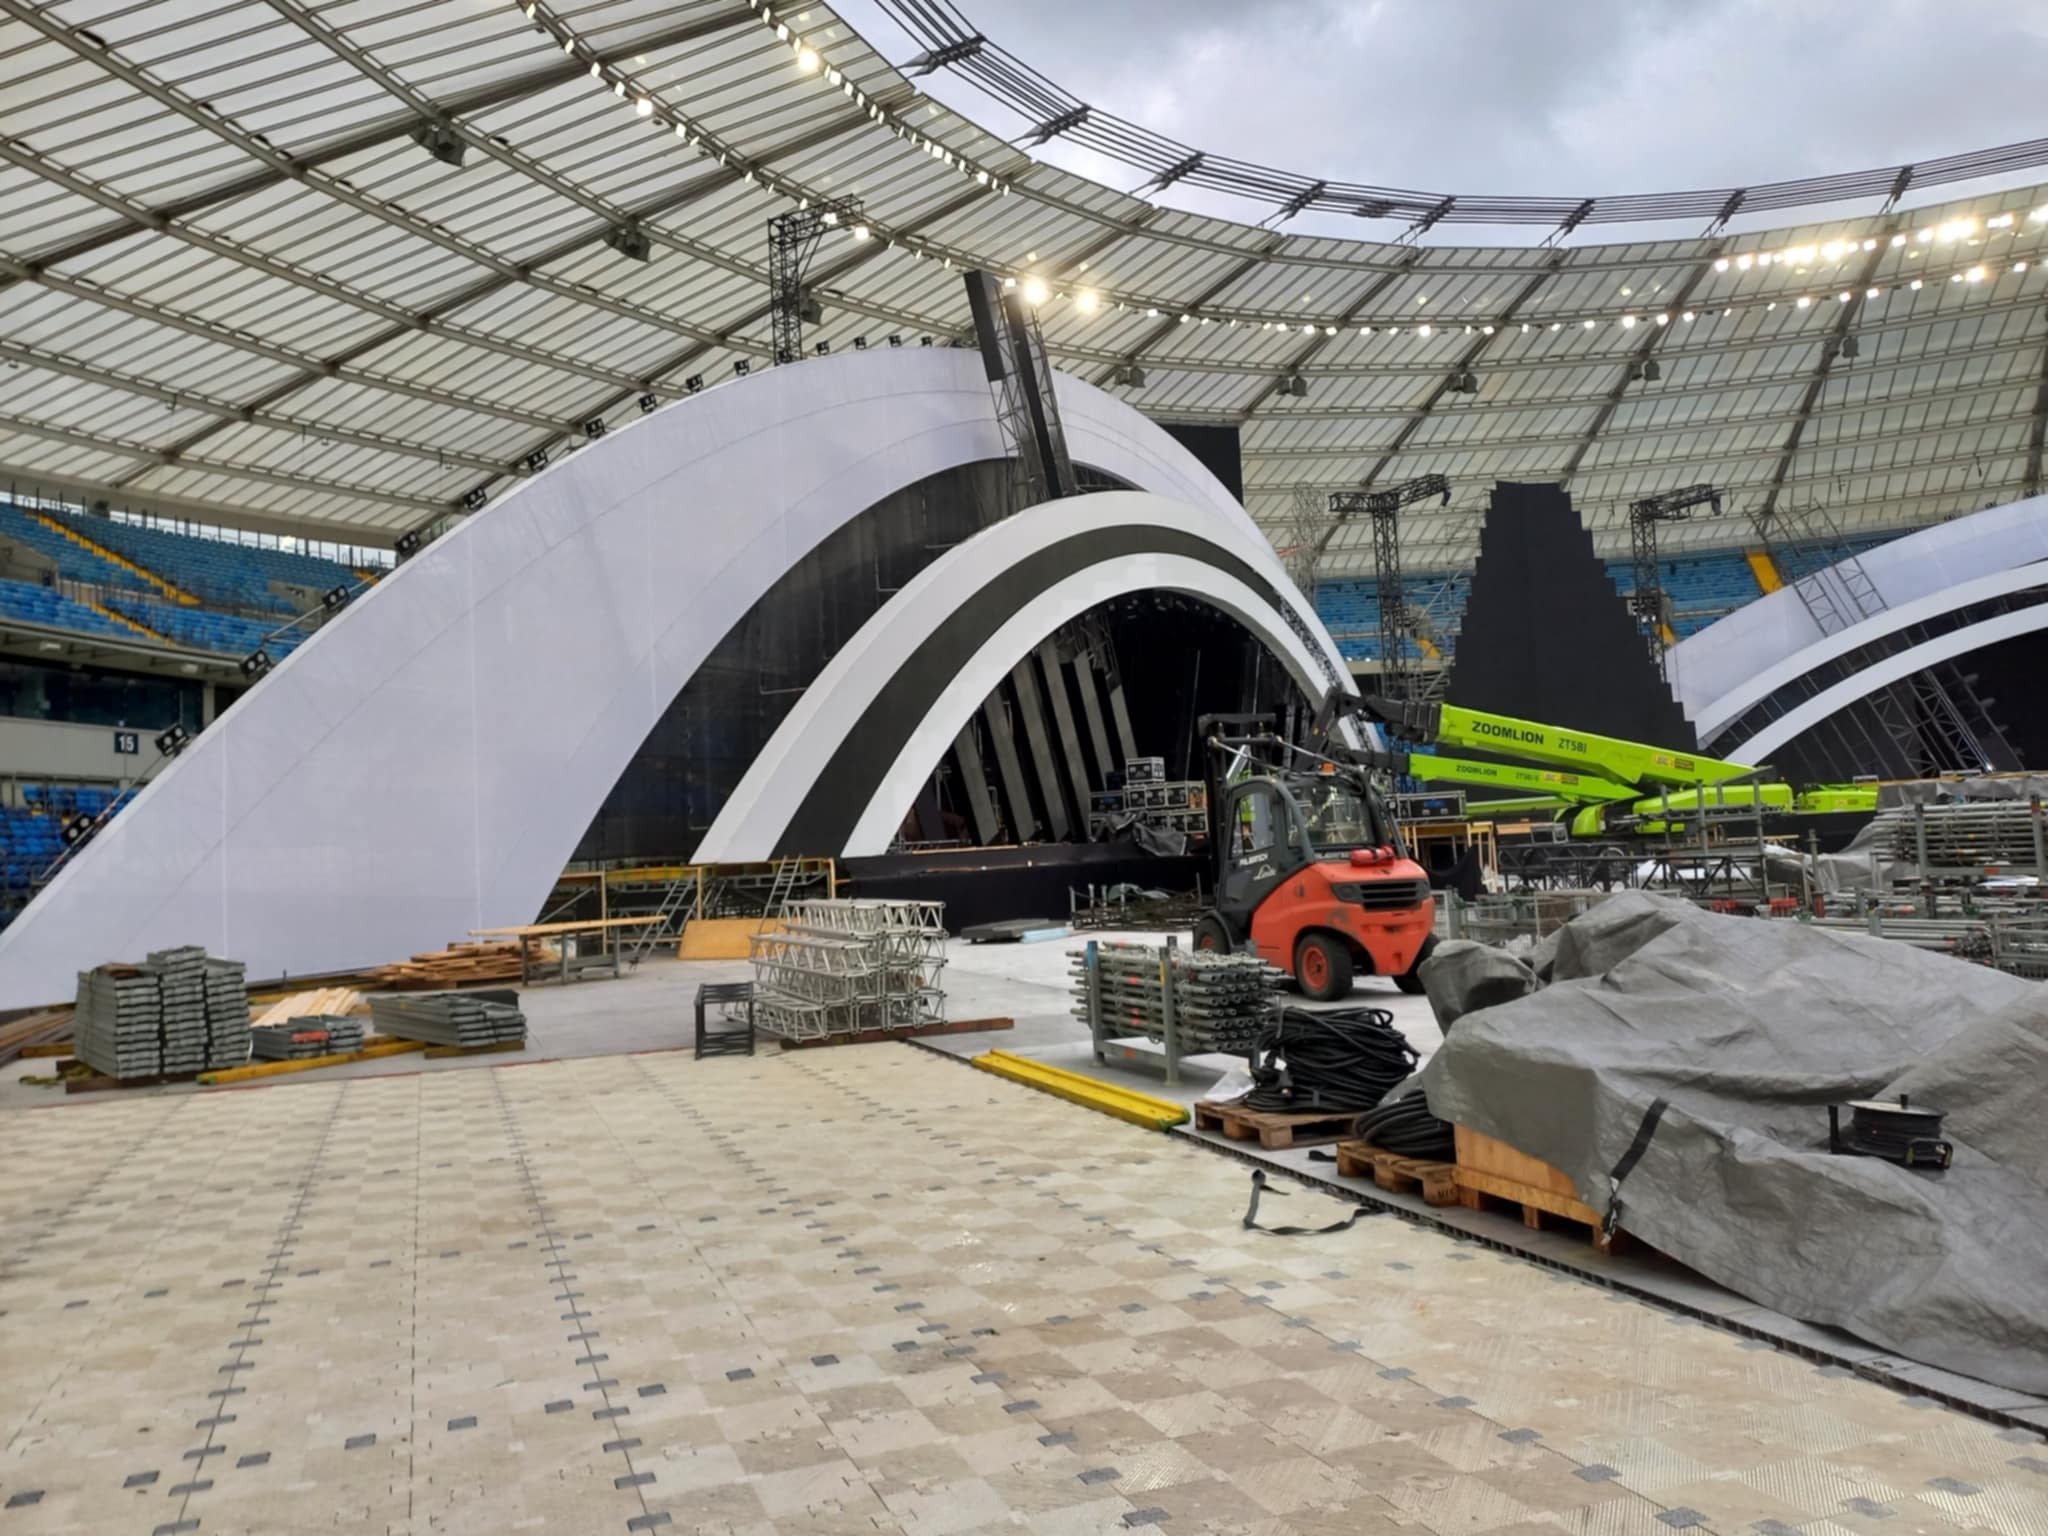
[834, 0, 2048, 239]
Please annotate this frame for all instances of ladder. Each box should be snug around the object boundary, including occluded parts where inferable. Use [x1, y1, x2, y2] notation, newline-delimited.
[623, 870, 701, 969]
[757, 856, 802, 929]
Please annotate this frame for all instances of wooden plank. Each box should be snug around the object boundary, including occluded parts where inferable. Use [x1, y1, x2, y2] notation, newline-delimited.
[467, 916, 662, 938]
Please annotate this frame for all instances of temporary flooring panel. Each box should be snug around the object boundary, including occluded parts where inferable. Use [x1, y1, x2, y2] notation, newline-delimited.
[4, 1044, 2045, 1534]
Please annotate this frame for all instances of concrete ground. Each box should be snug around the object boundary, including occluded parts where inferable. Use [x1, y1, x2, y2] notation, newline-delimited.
[4, 934, 2046, 1533]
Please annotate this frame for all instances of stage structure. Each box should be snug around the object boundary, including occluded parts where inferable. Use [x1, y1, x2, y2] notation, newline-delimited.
[0, 351, 1350, 1008]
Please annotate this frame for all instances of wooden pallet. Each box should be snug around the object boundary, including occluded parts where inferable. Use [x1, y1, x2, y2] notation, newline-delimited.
[1193, 1100, 1354, 1150]
[1334, 1140, 1460, 1206]
[1452, 1126, 1627, 1253]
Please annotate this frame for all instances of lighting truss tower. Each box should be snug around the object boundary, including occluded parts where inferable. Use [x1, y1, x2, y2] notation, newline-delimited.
[1627, 483, 1722, 665]
[1328, 474, 1450, 699]
[1283, 486, 1329, 612]
[767, 196, 863, 365]
[1750, 499, 2008, 775]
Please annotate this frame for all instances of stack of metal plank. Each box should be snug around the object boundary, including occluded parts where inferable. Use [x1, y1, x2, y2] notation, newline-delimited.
[202, 958, 251, 1068]
[148, 945, 209, 1074]
[369, 990, 526, 1049]
[249, 1016, 367, 1060]
[73, 966, 163, 1079]
[1070, 941, 1283, 1053]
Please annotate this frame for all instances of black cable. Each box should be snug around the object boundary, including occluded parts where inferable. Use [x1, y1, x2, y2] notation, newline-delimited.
[1240, 1006, 1418, 1116]
[1350, 1087, 1455, 1160]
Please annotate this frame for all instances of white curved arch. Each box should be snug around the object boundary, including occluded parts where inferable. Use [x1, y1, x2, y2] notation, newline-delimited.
[698, 491, 1327, 861]
[1667, 494, 2048, 720]
[0, 351, 1337, 1008]
[1692, 563, 2048, 741]
[1730, 606, 2048, 764]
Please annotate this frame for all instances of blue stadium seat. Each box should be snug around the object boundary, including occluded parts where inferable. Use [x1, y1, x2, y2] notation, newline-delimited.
[49, 511, 360, 614]
[108, 598, 302, 658]
[0, 577, 137, 641]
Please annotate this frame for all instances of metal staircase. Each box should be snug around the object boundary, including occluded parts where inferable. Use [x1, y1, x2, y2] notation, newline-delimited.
[757, 856, 802, 929]
[623, 871, 704, 969]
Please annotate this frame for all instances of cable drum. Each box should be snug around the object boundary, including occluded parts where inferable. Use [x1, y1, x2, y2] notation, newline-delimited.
[1240, 1006, 1420, 1115]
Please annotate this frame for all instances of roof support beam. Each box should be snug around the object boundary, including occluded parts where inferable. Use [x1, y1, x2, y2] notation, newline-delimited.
[0, 412, 442, 513]
[1558, 246, 1728, 483]
[0, 4, 749, 284]
[2025, 328, 2048, 499]
[1235, 250, 1425, 421]
[1354, 263, 1562, 491]
[1090, 237, 1282, 387]
[1758, 234, 1896, 519]
[0, 461, 405, 545]
[0, 339, 502, 474]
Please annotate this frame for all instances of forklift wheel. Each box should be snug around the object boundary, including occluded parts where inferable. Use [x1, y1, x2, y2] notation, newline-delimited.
[1294, 933, 1354, 1003]
[1394, 934, 1438, 995]
[1192, 914, 1232, 954]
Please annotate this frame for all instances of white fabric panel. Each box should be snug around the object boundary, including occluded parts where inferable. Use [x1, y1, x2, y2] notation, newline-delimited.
[0, 352, 1333, 1008]
[1730, 606, 2048, 765]
[1666, 494, 2048, 721]
[1690, 565, 2048, 741]
[697, 491, 1325, 862]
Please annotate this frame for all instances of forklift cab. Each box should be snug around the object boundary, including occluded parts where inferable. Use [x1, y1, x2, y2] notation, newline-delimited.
[1214, 770, 1402, 944]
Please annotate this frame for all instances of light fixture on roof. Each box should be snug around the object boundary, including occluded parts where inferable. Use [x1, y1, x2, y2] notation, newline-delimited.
[850, 223, 871, 242]
[685, 375, 705, 392]
[1642, 358, 1661, 381]
[1075, 289, 1099, 313]
[853, 335, 869, 350]
[1283, 373, 1308, 398]
[1448, 367, 1478, 395]
[1838, 333, 1860, 360]
[1909, 278, 1923, 290]
[1891, 233, 1907, 247]
[1966, 265, 1986, 282]
[638, 392, 659, 414]
[636, 96, 652, 117]
[603, 223, 652, 261]
[734, 359, 751, 376]
[408, 119, 466, 168]
[589, 60, 601, 78]
[796, 45, 820, 72]
[1416, 323, 1431, 337]
[1115, 363, 1147, 388]
[1795, 295, 1811, 308]
[462, 484, 489, 511]
[525, 447, 550, 472]
[1714, 257, 1729, 271]
[1736, 254, 1753, 270]
[1021, 275, 1049, 305]
[1620, 314, 1637, 329]
[888, 334, 903, 347]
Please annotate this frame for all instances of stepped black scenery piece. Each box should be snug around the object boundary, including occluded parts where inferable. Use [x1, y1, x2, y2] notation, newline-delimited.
[1447, 482, 1698, 750]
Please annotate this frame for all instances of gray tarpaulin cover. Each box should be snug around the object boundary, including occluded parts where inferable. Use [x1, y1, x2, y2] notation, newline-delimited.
[1417, 891, 2048, 1394]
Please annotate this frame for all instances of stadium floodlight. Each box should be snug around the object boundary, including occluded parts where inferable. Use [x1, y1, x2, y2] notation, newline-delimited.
[799, 295, 824, 325]
[1839, 334, 1860, 360]
[1284, 373, 1308, 397]
[888, 334, 903, 347]
[321, 585, 351, 612]
[155, 724, 191, 758]
[686, 375, 705, 392]
[525, 447, 550, 472]
[733, 359, 751, 376]
[814, 340, 831, 355]
[603, 223, 652, 262]
[240, 649, 273, 679]
[1642, 358, 1661, 381]
[462, 485, 489, 511]
[408, 119, 466, 168]
[638, 392, 659, 413]
[854, 336, 869, 350]
[394, 528, 423, 559]
[583, 416, 607, 439]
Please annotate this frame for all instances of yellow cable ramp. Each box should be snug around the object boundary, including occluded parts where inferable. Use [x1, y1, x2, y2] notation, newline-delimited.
[971, 1050, 1188, 1130]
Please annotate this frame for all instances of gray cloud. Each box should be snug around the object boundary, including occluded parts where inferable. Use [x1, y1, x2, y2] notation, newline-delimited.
[839, 0, 2048, 225]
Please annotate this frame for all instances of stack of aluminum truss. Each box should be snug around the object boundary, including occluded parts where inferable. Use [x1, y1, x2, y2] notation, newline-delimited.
[1071, 940, 1283, 1054]
[369, 991, 527, 1049]
[748, 899, 948, 1041]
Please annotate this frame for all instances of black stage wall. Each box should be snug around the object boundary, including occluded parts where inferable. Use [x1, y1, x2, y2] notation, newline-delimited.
[1161, 422, 1244, 503]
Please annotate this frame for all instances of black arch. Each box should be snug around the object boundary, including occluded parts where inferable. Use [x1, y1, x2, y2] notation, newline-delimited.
[776, 522, 1299, 854]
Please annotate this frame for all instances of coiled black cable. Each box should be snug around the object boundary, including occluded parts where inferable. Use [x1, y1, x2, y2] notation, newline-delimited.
[1240, 1006, 1419, 1115]
[1350, 1086, 1455, 1160]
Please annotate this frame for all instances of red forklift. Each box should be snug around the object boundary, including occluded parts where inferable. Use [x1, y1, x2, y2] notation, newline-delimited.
[1190, 714, 1437, 1001]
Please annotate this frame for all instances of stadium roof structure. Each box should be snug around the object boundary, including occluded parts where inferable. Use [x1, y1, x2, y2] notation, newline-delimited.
[1, 0, 2045, 574]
